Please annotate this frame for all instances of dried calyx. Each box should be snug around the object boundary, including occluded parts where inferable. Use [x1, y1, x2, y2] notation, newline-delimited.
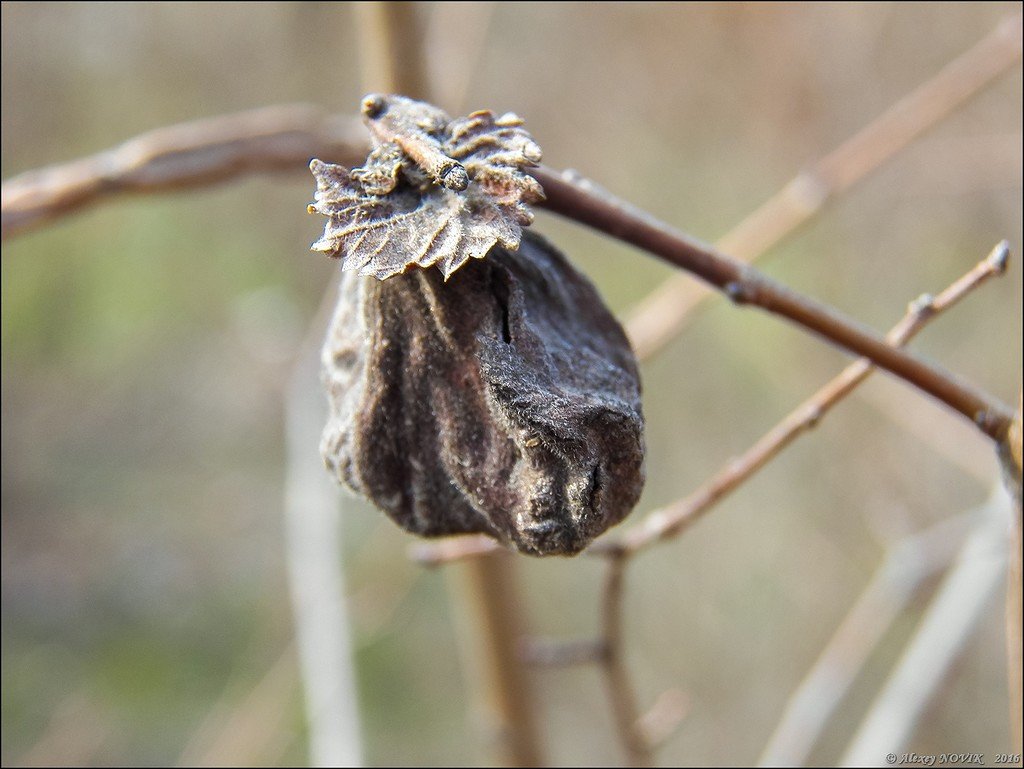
[308, 93, 545, 281]
[310, 95, 645, 556]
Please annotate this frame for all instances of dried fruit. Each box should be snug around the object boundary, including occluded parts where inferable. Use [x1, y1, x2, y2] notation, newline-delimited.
[319, 231, 645, 556]
[308, 94, 544, 281]
[310, 95, 644, 555]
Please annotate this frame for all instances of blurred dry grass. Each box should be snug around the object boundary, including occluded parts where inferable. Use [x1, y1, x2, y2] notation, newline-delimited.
[2, 2, 1021, 766]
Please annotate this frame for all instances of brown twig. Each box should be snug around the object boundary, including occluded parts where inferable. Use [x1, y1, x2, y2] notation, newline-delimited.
[600, 552, 654, 768]
[283, 268, 363, 767]
[408, 534, 501, 568]
[519, 637, 606, 668]
[446, 552, 545, 767]
[424, 2, 497, 113]
[535, 164, 1014, 442]
[1, 105, 366, 240]
[580, 243, 1011, 765]
[623, 12, 1023, 361]
[604, 241, 1009, 555]
[354, 1, 429, 99]
[1006, 392, 1023, 753]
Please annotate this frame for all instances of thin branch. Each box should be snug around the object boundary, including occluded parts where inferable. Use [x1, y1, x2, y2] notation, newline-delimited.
[424, 2, 497, 113]
[600, 553, 654, 768]
[839, 488, 1010, 767]
[535, 165, 1014, 442]
[624, 12, 1023, 361]
[597, 241, 1009, 555]
[283, 272, 364, 768]
[355, 2, 429, 98]
[634, 689, 690, 752]
[1, 105, 366, 239]
[1006, 392, 1023, 753]
[16, 691, 111, 767]
[610, 9, 1022, 564]
[408, 534, 501, 568]
[446, 553, 545, 767]
[176, 644, 298, 767]
[758, 511, 973, 767]
[519, 637, 606, 668]
[581, 242, 1010, 766]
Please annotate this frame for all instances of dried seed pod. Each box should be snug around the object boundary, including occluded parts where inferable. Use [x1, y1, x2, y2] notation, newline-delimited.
[320, 231, 645, 556]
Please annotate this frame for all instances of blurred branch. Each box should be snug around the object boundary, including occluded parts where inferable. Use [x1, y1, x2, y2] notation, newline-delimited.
[634, 688, 690, 753]
[598, 241, 1009, 554]
[355, 2, 429, 98]
[600, 553, 654, 768]
[1005, 392, 1023, 753]
[446, 552, 545, 767]
[409, 533, 501, 567]
[534, 165, 1014, 441]
[1, 105, 366, 239]
[284, 271, 363, 768]
[623, 12, 1023, 361]
[424, 2, 496, 112]
[520, 637, 606, 668]
[580, 243, 1010, 766]
[177, 644, 298, 767]
[758, 511, 973, 767]
[18, 691, 112, 768]
[839, 487, 1010, 767]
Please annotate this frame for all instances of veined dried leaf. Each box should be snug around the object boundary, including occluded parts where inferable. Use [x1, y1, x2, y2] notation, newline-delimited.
[320, 231, 645, 556]
[308, 94, 544, 280]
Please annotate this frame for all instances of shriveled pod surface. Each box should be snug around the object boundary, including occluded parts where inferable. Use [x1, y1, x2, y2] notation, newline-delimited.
[310, 95, 645, 556]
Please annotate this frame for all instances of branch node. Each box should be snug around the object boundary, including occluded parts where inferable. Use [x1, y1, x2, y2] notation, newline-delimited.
[786, 171, 830, 212]
[975, 408, 1008, 440]
[804, 403, 825, 429]
[989, 239, 1011, 275]
[724, 281, 750, 305]
[908, 293, 936, 317]
[518, 637, 608, 667]
[635, 688, 691, 750]
[588, 539, 629, 560]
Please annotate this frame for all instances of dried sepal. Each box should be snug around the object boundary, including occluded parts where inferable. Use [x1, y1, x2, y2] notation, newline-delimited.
[320, 231, 645, 556]
[308, 94, 544, 281]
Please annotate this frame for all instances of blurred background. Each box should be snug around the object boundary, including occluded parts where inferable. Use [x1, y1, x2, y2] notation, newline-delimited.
[2, 2, 1021, 766]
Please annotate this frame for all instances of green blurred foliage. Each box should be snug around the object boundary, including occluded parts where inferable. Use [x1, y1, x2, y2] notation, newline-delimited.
[2, 2, 1021, 766]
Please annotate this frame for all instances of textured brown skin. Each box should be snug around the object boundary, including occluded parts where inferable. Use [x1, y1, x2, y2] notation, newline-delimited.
[320, 231, 645, 556]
